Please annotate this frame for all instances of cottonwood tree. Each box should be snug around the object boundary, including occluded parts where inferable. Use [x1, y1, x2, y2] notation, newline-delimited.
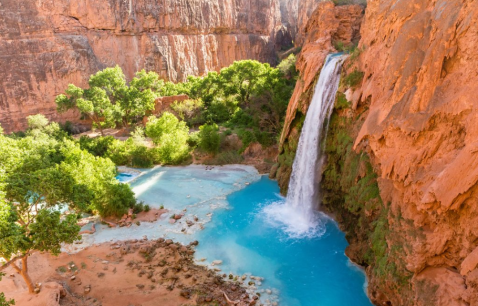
[0, 136, 81, 293]
[0, 121, 137, 292]
[145, 112, 190, 164]
[56, 66, 162, 134]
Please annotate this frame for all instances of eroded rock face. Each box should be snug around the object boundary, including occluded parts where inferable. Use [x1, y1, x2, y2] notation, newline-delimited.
[351, 1, 478, 304]
[280, 0, 478, 305]
[0, 0, 284, 132]
[276, 2, 364, 192]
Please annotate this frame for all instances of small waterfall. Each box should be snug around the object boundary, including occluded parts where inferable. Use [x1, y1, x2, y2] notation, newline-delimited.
[264, 54, 346, 238]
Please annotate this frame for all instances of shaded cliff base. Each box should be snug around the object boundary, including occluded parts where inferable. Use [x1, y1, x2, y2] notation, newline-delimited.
[0, 239, 258, 306]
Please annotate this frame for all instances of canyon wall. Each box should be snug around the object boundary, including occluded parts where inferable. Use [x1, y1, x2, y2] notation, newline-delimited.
[353, 0, 478, 305]
[0, 0, 285, 132]
[275, 2, 363, 192]
[279, 0, 478, 305]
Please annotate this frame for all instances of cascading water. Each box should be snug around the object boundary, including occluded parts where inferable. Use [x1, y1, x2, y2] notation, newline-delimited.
[264, 54, 347, 238]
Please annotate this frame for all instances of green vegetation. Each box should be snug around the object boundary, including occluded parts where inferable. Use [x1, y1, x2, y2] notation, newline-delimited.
[0, 273, 15, 305]
[342, 69, 364, 88]
[59, 56, 297, 167]
[198, 124, 221, 154]
[56, 66, 162, 134]
[0, 56, 296, 300]
[163, 56, 297, 147]
[145, 113, 190, 164]
[0, 117, 141, 292]
[321, 91, 412, 295]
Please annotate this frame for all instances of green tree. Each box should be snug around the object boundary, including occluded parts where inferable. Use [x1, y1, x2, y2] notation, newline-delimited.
[218, 60, 270, 107]
[26, 114, 49, 130]
[0, 163, 80, 293]
[145, 113, 190, 164]
[198, 123, 220, 154]
[119, 70, 162, 126]
[56, 83, 123, 135]
[56, 66, 163, 133]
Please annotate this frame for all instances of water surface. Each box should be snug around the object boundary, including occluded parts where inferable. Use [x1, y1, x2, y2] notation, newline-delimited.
[195, 175, 373, 306]
[77, 165, 372, 306]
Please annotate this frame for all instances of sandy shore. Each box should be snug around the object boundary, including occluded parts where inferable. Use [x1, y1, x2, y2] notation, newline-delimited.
[0, 239, 258, 306]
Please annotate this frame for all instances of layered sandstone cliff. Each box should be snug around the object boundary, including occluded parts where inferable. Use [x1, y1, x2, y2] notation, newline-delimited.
[275, 2, 363, 192]
[353, 0, 478, 305]
[279, 0, 478, 305]
[0, 0, 284, 132]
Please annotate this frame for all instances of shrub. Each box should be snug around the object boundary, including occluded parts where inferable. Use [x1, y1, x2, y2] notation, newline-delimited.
[343, 69, 364, 88]
[145, 112, 183, 145]
[204, 151, 244, 165]
[237, 129, 256, 151]
[198, 124, 221, 154]
[79, 136, 115, 157]
[133, 201, 145, 214]
[27, 114, 49, 130]
[170, 99, 205, 126]
[105, 138, 157, 168]
[156, 129, 190, 164]
[187, 131, 200, 147]
[96, 182, 136, 217]
[145, 113, 190, 164]
[335, 92, 350, 110]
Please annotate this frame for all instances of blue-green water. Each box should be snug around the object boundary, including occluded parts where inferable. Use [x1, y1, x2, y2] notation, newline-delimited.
[195, 175, 372, 306]
[85, 166, 372, 305]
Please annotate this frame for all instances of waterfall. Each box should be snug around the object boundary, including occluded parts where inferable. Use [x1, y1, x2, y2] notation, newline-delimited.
[264, 54, 346, 238]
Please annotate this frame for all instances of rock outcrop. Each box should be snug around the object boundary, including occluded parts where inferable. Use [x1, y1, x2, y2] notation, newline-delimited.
[0, 0, 285, 132]
[352, 0, 478, 305]
[279, 0, 478, 305]
[276, 2, 364, 192]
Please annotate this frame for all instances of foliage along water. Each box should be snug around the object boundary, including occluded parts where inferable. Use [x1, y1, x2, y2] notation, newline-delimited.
[93, 166, 373, 306]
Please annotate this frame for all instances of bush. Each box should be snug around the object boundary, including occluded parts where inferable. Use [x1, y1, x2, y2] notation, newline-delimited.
[237, 129, 256, 151]
[79, 136, 115, 157]
[145, 113, 190, 164]
[105, 138, 157, 168]
[198, 124, 221, 154]
[343, 69, 364, 88]
[187, 131, 200, 147]
[170, 99, 205, 126]
[133, 201, 144, 214]
[157, 130, 190, 164]
[96, 183, 136, 217]
[335, 92, 350, 110]
[27, 114, 49, 130]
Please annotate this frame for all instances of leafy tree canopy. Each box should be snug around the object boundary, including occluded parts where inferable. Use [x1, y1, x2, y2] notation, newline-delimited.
[56, 66, 163, 134]
[0, 118, 138, 292]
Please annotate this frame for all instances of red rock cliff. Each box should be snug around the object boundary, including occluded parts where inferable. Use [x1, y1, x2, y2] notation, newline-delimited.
[279, 0, 478, 305]
[275, 2, 363, 192]
[0, 0, 283, 132]
[353, 0, 478, 305]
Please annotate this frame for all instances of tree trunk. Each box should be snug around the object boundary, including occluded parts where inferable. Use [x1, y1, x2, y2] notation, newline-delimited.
[20, 257, 35, 293]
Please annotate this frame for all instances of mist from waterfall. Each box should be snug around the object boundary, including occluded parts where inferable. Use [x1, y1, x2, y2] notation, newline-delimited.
[263, 54, 347, 238]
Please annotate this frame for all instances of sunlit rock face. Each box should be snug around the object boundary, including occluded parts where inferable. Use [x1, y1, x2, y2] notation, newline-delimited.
[0, 0, 285, 132]
[278, 2, 364, 175]
[353, 1, 478, 304]
[280, 0, 478, 305]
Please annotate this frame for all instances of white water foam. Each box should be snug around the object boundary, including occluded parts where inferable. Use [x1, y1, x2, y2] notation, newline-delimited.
[264, 54, 346, 238]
